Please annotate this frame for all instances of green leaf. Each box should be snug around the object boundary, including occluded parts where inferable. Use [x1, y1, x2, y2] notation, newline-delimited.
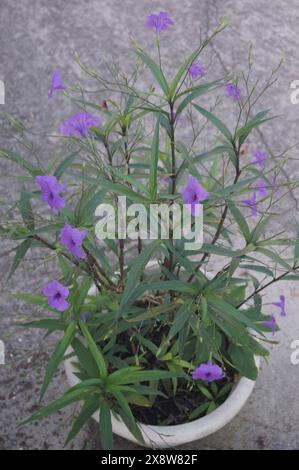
[8, 239, 32, 279]
[294, 224, 299, 262]
[175, 81, 223, 115]
[79, 320, 107, 378]
[256, 247, 291, 270]
[207, 295, 260, 333]
[20, 186, 34, 230]
[65, 399, 100, 445]
[71, 337, 100, 378]
[54, 150, 80, 179]
[136, 49, 169, 96]
[168, 301, 194, 339]
[75, 174, 150, 204]
[120, 240, 160, 308]
[20, 388, 90, 426]
[235, 110, 274, 145]
[193, 104, 233, 142]
[108, 367, 183, 385]
[200, 243, 238, 258]
[149, 117, 160, 199]
[21, 319, 66, 332]
[99, 403, 113, 450]
[197, 384, 213, 400]
[240, 264, 274, 277]
[0, 148, 38, 176]
[188, 402, 210, 420]
[228, 203, 250, 242]
[110, 167, 149, 196]
[74, 277, 93, 316]
[77, 189, 106, 224]
[228, 344, 258, 380]
[40, 321, 77, 400]
[113, 390, 144, 444]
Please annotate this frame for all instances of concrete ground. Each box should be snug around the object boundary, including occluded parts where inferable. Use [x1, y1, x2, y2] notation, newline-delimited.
[0, 0, 299, 450]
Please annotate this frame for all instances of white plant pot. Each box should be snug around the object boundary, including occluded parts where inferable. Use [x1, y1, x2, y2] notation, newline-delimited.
[64, 261, 260, 448]
[64, 350, 259, 448]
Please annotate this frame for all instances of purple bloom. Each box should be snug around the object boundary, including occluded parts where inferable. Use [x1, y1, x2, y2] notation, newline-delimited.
[189, 63, 206, 79]
[258, 179, 268, 198]
[272, 295, 286, 316]
[146, 11, 174, 32]
[262, 314, 277, 336]
[60, 223, 88, 259]
[242, 192, 258, 216]
[43, 280, 69, 312]
[226, 82, 241, 100]
[60, 112, 101, 138]
[192, 361, 225, 382]
[181, 175, 209, 216]
[48, 70, 65, 100]
[36, 175, 67, 214]
[252, 149, 267, 168]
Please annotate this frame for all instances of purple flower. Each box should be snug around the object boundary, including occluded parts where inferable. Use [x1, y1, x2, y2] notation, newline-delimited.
[60, 223, 88, 259]
[146, 11, 174, 32]
[272, 295, 286, 316]
[192, 361, 225, 382]
[181, 176, 209, 216]
[60, 112, 101, 138]
[242, 192, 258, 216]
[226, 82, 241, 100]
[43, 280, 69, 312]
[252, 149, 267, 168]
[189, 63, 206, 79]
[258, 179, 268, 198]
[36, 175, 67, 214]
[262, 314, 277, 336]
[48, 70, 65, 100]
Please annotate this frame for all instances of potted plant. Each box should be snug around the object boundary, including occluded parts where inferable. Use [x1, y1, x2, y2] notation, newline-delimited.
[1, 12, 296, 450]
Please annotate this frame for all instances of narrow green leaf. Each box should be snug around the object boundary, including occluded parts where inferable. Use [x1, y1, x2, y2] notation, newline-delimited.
[114, 391, 144, 444]
[136, 49, 169, 96]
[228, 203, 250, 242]
[228, 344, 258, 380]
[149, 117, 160, 199]
[79, 320, 107, 378]
[54, 150, 80, 180]
[99, 403, 113, 450]
[65, 399, 100, 445]
[20, 388, 89, 426]
[120, 240, 160, 307]
[294, 224, 299, 262]
[8, 239, 32, 279]
[40, 321, 77, 400]
[176, 80, 223, 115]
[0, 148, 37, 176]
[20, 186, 34, 230]
[193, 104, 233, 142]
[71, 337, 100, 378]
[168, 301, 194, 339]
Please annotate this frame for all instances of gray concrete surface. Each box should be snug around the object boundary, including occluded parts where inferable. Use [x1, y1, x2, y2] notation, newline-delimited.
[0, 0, 299, 450]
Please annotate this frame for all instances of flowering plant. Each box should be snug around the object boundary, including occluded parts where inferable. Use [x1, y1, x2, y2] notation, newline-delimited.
[1, 13, 297, 449]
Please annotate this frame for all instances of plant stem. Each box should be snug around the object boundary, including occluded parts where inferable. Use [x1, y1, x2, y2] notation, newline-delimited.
[188, 145, 241, 282]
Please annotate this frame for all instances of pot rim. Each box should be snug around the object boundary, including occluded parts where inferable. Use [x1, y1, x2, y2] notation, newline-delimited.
[64, 260, 260, 448]
[64, 349, 260, 448]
